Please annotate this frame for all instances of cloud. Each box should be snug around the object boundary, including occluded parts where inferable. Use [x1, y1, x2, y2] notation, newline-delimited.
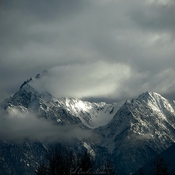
[1, 0, 175, 102]
[30, 61, 131, 100]
[0, 108, 99, 143]
[130, 0, 175, 33]
[28, 60, 175, 102]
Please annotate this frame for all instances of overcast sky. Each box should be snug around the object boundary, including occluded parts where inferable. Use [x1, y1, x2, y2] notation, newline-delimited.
[1, 0, 175, 103]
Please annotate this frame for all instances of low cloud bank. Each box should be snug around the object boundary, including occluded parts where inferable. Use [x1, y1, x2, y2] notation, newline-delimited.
[0, 109, 100, 143]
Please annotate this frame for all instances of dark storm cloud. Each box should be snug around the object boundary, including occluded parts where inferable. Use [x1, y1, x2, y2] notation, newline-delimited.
[0, 0, 84, 52]
[0, 0, 85, 101]
[1, 0, 175, 102]
[130, 1, 175, 33]
[0, 0, 83, 21]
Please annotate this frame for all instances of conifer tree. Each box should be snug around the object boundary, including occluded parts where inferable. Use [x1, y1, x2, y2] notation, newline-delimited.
[35, 144, 117, 175]
[150, 155, 169, 175]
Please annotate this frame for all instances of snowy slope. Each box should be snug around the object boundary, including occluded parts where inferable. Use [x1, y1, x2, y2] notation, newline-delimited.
[56, 97, 123, 128]
[2, 73, 175, 174]
[0, 74, 117, 174]
[0, 76, 123, 129]
[97, 91, 175, 174]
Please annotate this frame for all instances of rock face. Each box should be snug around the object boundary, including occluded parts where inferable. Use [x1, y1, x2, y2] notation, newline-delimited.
[97, 92, 175, 174]
[1, 75, 175, 174]
[0, 141, 47, 175]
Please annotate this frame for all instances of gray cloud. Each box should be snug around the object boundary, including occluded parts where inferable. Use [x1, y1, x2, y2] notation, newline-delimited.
[130, 0, 175, 33]
[29, 61, 131, 101]
[0, 109, 99, 143]
[1, 0, 175, 102]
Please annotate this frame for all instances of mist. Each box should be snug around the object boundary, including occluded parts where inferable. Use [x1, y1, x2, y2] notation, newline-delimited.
[30, 61, 131, 101]
[29, 61, 175, 102]
[0, 109, 100, 143]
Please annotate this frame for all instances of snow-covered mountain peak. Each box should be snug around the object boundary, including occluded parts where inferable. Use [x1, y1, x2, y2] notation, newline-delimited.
[56, 97, 123, 128]
[98, 91, 175, 154]
[0, 77, 124, 129]
[2, 75, 175, 174]
[138, 91, 162, 101]
[19, 70, 48, 91]
[20, 83, 38, 94]
[59, 98, 93, 112]
[137, 91, 174, 114]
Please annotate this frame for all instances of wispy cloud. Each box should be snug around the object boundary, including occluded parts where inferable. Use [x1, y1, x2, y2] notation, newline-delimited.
[30, 61, 131, 100]
[0, 109, 100, 143]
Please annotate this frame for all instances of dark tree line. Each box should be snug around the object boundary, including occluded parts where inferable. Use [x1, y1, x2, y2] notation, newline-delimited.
[36, 144, 175, 175]
[135, 155, 174, 175]
[35, 144, 116, 175]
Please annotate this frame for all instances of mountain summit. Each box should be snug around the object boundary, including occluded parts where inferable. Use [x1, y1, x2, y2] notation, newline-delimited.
[97, 91, 175, 173]
[1, 73, 175, 174]
[0, 74, 123, 128]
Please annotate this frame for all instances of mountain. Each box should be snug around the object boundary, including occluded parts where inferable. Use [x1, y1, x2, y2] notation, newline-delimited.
[0, 74, 122, 175]
[0, 140, 47, 175]
[0, 82, 123, 129]
[97, 91, 175, 174]
[1, 73, 175, 174]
